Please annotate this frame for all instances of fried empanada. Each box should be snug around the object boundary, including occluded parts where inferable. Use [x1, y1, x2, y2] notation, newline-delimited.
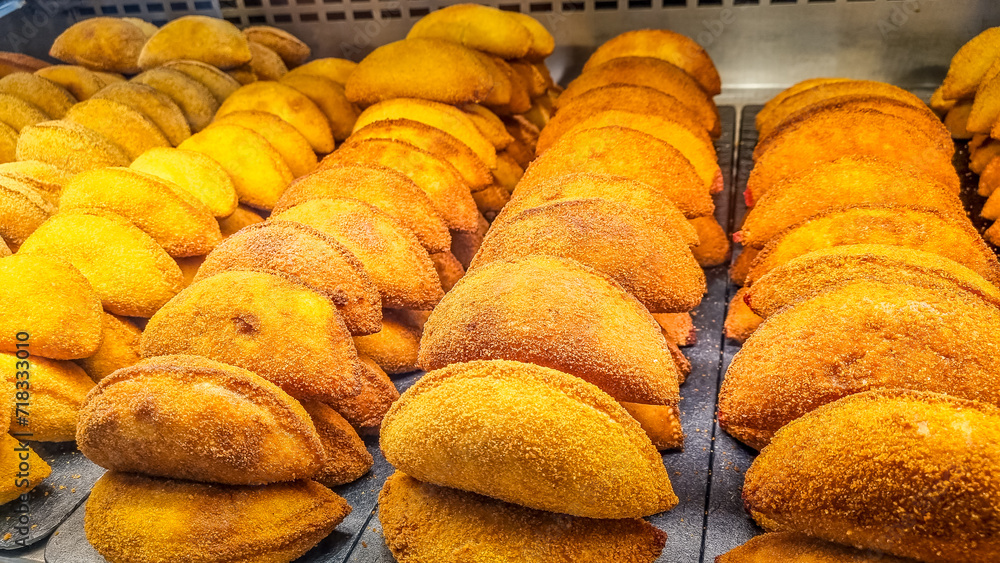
[19, 211, 184, 317]
[248, 41, 288, 81]
[195, 220, 382, 335]
[381, 359, 678, 518]
[284, 57, 356, 85]
[495, 172, 699, 246]
[0, 254, 102, 360]
[430, 251, 465, 292]
[720, 283, 1000, 450]
[301, 400, 373, 486]
[34, 65, 105, 100]
[132, 67, 219, 132]
[0, 353, 94, 441]
[451, 213, 489, 269]
[216, 80, 334, 153]
[64, 98, 170, 159]
[161, 59, 242, 103]
[243, 26, 311, 68]
[406, 4, 533, 59]
[91, 82, 191, 146]
[353, 98, 496, 168]
[747, 110, 959, 201]
[717, 532, 918, 563]
[561, 56, 719, 134]
[213, 110, 317, 178]
[0, 92, 49, 132]
[744, 390, 1000, 563]
[518, 127, 713, 218]
[352, 308, 422, 375]
[379, 472, 667, 563]
[346, 38, 494, 107]
[324, 138, 479, 232]
[59, 167, 221, 257]
[0, 160, 71, 195]
[279, 73, 356, 141]
[86, 472, 350, 563]
[746, 244, 1000, 319]
[74, 313, 142, 382]
[0, 52, 50, 76]
[218, 204, 264, 237]
[737, 157, 966, 248]
[138, 15, 252, 70]
[275, 163, 451, 253]
[583, 29, 721, 95]
[78, 354, 324, 484]
[0, 434, 49, 503]
[420, 255, 681, 406]
[130, 146, 239, 218]
[50, 17, 146, 74]
[15, 120, 129, 172]
[178, 123, 293, 210]
[0, 72, 75, 118]
[471, 199, 705, 313]
[326, 353, 398, 434]
[347, 118, 492, 188]
[689, 215, 730, 267]
[0, 122, 13, 164]
[723, 287, 762, 344]
[941, 26, 1000, 99]
[0, 173, 56, 245]
[141, 270, 363, 403]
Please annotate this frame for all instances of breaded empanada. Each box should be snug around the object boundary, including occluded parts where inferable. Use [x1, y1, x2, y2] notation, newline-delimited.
[138, 15, 252, 70]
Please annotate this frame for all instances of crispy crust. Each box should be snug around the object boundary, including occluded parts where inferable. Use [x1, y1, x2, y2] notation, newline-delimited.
[162, 60, 242, 103]
[195, 220, 382, 336]
[92, 82, 191, 146]
[300, 400, 373, 486]
[138, 15, 252, 70]
[352, 308, 422, 374]
[132, 67, 220, 132]
[747, 205, 1000, 287]
[0, 353, 94, 441]
[747, 244, 1000, 318]
[0, 254, 102, 360]
[738, 157, 966, 248]
[272, 198, 444, 310]
[720, 284, 1000, 450]
[381, 359, 678, 518]
[419, 255, 681, 406]
[278, 163, 452, 252]
[716, 532, 918, 562]
[518, 126, 714, 219]
[213, 111, 316, 179]
[746, 110, 959, 201]
[0, 72, 75, 118]
[130, 146, 239, 218]
[279, 73, 356, 141]
[582, 29, 721, 95]
[406, 4, 533, 59]
[79, 354, 324, 484]
[689, 215, 730, 267]
[74, 312, 142, 381]
[470, 198, 706, 313]
[86, 473, 350, 563]
[243, 26, 311, 67]
[140, 270, 364, 403]
[743, 389, 1000, 563]
[325, 353, 399, 434]
[65, 98, 171, 160]
[941, 26, 1000, 99]
[217, 81, 334, 153]
[723, 287, 762, 343]
[50, 17, 146, 74]
[0, 173, 56, 244]
[379, 472, 667, 563]
[15, 120, 130, 173]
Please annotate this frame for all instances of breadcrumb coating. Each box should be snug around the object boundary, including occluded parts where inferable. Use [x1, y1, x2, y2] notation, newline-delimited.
[747, 244, 1000, 318]
[276, 163, 451, 253]
[560, 57, 719, 134]
[79, 354, 323, 484]
[0, 173, 56, 244]
[518, 126, 713, 219]
[132, 67, 219, 132]
[353, 308, 422, 374]
[0, 353, 94, 441]
[74, 312, 142, 381]
[301, 400, 373, 486]
[162, 60, 241, 103]
[279, 73, 357, 140]
[0, 254, 102, 360]
[34, 65, 105, 100]
[59, 167, 221, 257]
[720, 283, 1000, 450]
[19, 210, 184, 317]
[346, 118, 493, 189]
[216, 81, 334, 153]
[381, 359, 678, 518]
[451, 213, 489, 269]
[273, 198, 443, 310]
[285, 57, 356, 85]
[419, 255, 681, 406]
[738, 157, 966, 248]
[743, 390, 1000, 563]
[583, 29, 721, 95]
[248, 41, 288, 81]
[653, 312, 696, 347]
[218, 204, 264, 237]
[429, 251, 465, 292]
[243, 26, 311, 68]
[620, 402, 684, 451]
[380, 472, 667, 563]
[130, 147, 239, 218]
[141, 270, 363, 403]
[746, 205, 1000, 286]
[92, 82, 191, 146]
[723, 287, 762, 343]
[16, 120, 129, 173]
[195, 220, 382, 335]
[716, 532, 918, 562]
[346, 38, 494, 106]
[0, 434, 49, 504]
[0, 160, 73, 196]
[494, 173, 699, 246]
[471, 199, 705, 313]
[0, 72, 75, 118]
[86, 472, 349, 563]
[137, 15, 252, 70]
[0, 92, 49, 132]
[941, 27, 1000, 99]
[50, 17, 145, 74]
[689, 215, 730, 267]
[327, 138, 479, 233]
[746, 110, 959, 201]
[406, 4, 533, 59]
[212, 111, 316, 178]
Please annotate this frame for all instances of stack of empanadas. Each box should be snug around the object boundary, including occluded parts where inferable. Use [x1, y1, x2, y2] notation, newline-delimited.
[718, 77, 1000, 562]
